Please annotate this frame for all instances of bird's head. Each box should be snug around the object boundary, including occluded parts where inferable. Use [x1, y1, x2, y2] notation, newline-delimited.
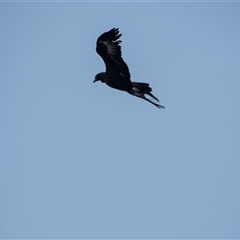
[94, 72, 105, 83]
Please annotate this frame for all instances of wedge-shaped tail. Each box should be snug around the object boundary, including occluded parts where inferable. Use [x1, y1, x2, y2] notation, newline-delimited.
[130, 82, 165, 109]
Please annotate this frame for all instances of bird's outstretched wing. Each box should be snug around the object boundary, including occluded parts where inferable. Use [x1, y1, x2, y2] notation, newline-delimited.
[96, 28, 131, 79]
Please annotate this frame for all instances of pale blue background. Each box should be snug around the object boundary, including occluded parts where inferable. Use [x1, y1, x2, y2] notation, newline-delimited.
[0, 2, 240, 238]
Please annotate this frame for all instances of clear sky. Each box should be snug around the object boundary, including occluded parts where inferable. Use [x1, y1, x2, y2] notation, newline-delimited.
[0, 2, 240, 239]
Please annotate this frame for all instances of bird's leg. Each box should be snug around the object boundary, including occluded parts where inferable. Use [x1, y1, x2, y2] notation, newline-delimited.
[130, 91, 165, 109]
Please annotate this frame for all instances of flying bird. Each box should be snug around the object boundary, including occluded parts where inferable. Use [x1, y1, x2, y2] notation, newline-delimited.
[94, 28, 165, 109]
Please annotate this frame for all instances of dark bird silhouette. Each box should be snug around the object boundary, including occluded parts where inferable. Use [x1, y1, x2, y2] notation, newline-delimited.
[94, 28, 165, 109]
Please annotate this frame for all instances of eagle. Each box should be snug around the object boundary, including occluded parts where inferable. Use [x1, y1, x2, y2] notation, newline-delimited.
[94, 28, 165, 109]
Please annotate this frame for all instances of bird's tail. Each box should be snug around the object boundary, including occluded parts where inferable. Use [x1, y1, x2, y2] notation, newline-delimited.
[130, 82, 165, 109]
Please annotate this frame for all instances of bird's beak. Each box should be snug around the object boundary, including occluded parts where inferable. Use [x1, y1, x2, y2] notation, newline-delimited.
[93, 78, 98, 83]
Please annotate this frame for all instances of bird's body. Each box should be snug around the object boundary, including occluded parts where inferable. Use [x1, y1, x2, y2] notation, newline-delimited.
[94, 28, 165, 109]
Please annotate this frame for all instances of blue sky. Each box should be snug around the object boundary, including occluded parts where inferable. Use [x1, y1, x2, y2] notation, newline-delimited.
[0, 2, 240, 238]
